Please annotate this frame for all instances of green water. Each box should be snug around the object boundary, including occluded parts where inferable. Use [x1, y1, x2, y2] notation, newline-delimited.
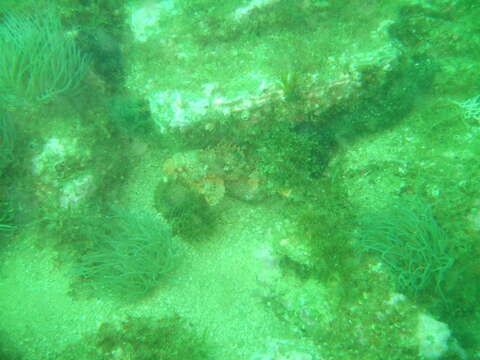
[0, 0, 479, 359]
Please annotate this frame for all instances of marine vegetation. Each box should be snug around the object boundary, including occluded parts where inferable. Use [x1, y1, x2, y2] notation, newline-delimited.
[0, 110, 15, 175]
[357, 196, 455, 299]
[0, 201, 16, 244]
[107, 95, 152, 137]
[0, 331, 21, 360]
[251, 119, 335, 192]
[73, 209, 182, 302]
[56, 315, 209, 360]
[0, 9, 89, 107]
[154, 180, 216, 243]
